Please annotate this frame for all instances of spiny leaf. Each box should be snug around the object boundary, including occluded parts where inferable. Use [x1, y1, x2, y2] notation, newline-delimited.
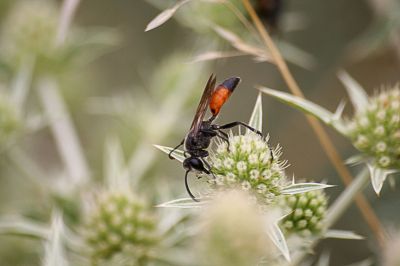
[367, 163, 397, 195]
[145, 0, 191, 32]
[213, 26, 271, 60]
[333, 100, 346, 121]
[258, 86, 347, 134]
[0, 216, 48, 239]
[281, 182, 334, 195]
[264, 219, 290, 262]
[338, 71, 369, 113]
[345, 154, 368, 165]
[248, 92, 263, 132]
[156, 197, 210, 208]
[154, 144, 185, 163]
[323, 229, 364, 240]
[190, 50, 245, 63]
[43, 212, 69, 266]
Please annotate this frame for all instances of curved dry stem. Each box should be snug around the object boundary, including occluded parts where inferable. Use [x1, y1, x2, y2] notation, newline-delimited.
[241, 0, 386, 248]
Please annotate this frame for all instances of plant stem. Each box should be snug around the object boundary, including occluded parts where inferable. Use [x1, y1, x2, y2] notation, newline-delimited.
[241, 0, 385, 248]
[38, 77, 90, 188]
[56, 0, 81, 46]
[325, 167, 370, 228]
[37, 0, 89, 189]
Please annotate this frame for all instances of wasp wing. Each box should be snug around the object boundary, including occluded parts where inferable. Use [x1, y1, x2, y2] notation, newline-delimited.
[189, 74, 217, 136]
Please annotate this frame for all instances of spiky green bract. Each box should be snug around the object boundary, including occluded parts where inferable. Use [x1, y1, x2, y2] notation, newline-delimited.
[347, 86, 400, 170]
[84, 191, 158, 264]
[210, 132, 288, 205]
[198, 190, 274, 266]
[0, 95, 21, 147]
[281, 190, 327, 236]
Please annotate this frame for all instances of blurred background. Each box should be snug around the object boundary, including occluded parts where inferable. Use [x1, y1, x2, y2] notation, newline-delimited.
[0, 0, 399, 265]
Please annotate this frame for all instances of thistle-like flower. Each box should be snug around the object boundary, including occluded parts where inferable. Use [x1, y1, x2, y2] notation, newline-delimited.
[347, 86, 400, 170]
[209, 132, 289, 205]
[259, 72, 400, 194]
[84, 190, 158, 264]
[281, 189, 328, 237]
[198, 190, 275, 266]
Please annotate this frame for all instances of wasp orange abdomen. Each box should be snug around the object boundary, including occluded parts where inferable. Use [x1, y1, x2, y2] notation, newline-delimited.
[209, 77, 241, 116]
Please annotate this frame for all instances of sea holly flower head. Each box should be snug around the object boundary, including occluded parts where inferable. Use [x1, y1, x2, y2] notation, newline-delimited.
[259, 72, 400, 195]
[0, 0, 59, 66]
[83, 190, 159, 263]
[155, 93, 333, 261]
[197, 190, 275, 266]
[347, 86, 400, 170]
[280, 189, 328, 237]
[209, 132, 289, 205]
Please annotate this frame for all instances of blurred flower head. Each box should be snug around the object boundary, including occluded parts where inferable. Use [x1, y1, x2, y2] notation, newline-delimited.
[209, 132, 289, 205]
[83, 190, 158, 264]
[0, 0, 59, 67]
[197, 190, 275, 266]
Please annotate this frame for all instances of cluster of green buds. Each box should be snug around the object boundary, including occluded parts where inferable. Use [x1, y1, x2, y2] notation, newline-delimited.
[0, 0, 59, 67]
[347, 86, 400, 169]
[209, 132, 289, 206]
[0, 95, 20, 147]
[280, 189, 327, 237]
[83, 191, 158, 264]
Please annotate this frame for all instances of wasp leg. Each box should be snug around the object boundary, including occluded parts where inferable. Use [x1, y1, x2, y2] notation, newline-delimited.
[169, 139, 185, 160]
[200, 159, 216, 180]
[215, 121, 262, 136]
[217, 130, 230, 151]
[185, 170, 199, 202]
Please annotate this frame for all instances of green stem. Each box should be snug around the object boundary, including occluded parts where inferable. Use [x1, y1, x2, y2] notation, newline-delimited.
[325, 167, 370, 228]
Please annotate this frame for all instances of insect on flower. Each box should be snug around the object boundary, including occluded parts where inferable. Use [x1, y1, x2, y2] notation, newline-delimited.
[168, 74, 266, 201]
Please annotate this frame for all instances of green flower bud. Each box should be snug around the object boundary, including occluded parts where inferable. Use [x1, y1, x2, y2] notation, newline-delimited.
[281, 189, 328, 236]
[84, 191, 158, 264]
[209, 133, 289, 205]
[348, 86, 400, 169]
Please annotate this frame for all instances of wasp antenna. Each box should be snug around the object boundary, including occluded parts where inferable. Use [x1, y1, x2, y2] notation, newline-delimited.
[185, 170, 199, 202]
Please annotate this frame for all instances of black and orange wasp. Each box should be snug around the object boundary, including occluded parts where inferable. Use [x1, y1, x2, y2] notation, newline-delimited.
[168, 74, 264, 201]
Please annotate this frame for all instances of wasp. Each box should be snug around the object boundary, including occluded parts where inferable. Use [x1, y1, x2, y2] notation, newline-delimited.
[168, 74, 264, 201]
